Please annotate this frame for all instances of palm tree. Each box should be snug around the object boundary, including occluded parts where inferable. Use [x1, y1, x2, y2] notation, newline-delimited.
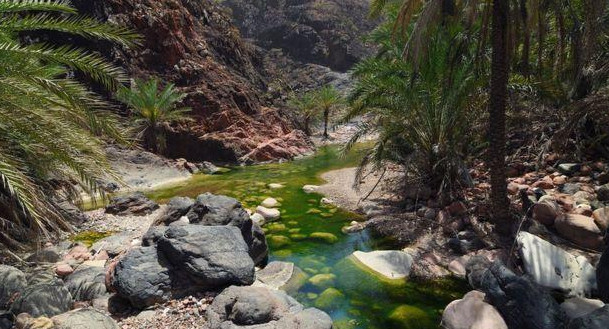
[0, 0, 137, 249]
[288, 92, 318, 136]
[315, 86, 344, 140]
[488, 0, 511, 234]
[116, 78, 191, 154]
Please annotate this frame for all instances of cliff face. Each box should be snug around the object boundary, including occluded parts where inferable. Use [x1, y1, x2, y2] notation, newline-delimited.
[223, 0, 377, 72]
[73, 0, 313, 163]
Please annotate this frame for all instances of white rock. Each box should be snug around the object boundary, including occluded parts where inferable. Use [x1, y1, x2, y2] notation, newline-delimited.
[81, 260, 106, 268]
[177, 216, 190, 224]
[250, 213, 266, 226]
[261, 197, 279, 208]
[351, 250, 413, 279]
[302, 185, 320, 193]
[516, 232, 597, 296]
[442, 291, 508, 329]
[268, 183, 284, 189]
[256, 206, 281, 221]
[130, 239, 142, 247]
[320, 198, 334, 205]
[561, 297, 605, 320]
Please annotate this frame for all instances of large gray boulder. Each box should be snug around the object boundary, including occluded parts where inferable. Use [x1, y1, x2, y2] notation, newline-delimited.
[52, 308, 118, 329]
[10, 279, 73, 317]
[150, 193, 268, 265]
[111, 246, 173, 307]
[90, 232, 133, 257]
[205, 286, 333, 329]
[158, 225, 255, 288]
[567, 305, 609, 329]
[466, 259, 567, 329]
[113, 225, 255, 309]
[0, 265, 26, 310]
[105, 192, 159, 216]
[516, 232, 596, 296]
[64, 266, 108, 302]
[254, 261, 308, 294]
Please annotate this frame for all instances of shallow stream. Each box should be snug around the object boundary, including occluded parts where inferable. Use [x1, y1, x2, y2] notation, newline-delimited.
[146, 146, 466, 329]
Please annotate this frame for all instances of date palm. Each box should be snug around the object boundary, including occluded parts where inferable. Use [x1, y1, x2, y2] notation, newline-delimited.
[315, 86, 344, 140]
[0, 0, 137, 249]
[116, 78, 191, 154]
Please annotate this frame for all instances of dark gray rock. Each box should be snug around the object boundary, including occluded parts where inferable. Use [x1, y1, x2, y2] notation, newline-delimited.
[0, 265, 26, 310]
[158, 225, 255, 288]
[561, 183, 582, 195]
[113, 225, 256, 309]
[142, 226, 168, 247]
[558, 163, 581, 176]
[0, 311, 12, 329]
[468, 261, 567, 329]
[105, 192, 159, 216]
[112, 246, 173, 307]
[10, 279, 72, 317]
[567, 305, 609, 329]
[155, 197, 194, 226]
[184, 193, 268, 265]
[25, 247, 60, 263]
[52, 308, 119, 329]
[205, 286, 332, 329]
[198, 161, 221, 175]
[597, 248, 609, 303]
[64, 266, 108, 302]
[598, 185, 609, 202]
[90, 232, 132, 257]
[54, 199, 88, 225]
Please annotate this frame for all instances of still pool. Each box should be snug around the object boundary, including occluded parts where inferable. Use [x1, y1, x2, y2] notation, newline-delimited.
[146, 145, 467, 329]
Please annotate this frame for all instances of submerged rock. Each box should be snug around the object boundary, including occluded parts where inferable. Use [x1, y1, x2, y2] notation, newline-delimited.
[309, 232, 338, 244]
[351, 250, 413, 280]
[255, 261, 308, 294]
[314, 288, 344, 310]
[257, 206, 281, 221]
[261, 197, 280, 208]
[387, 305, 433, 328]
[204, 286, 332, 329]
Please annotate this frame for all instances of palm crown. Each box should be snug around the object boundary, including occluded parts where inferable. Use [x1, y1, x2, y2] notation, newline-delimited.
[0, 0, 137, 249]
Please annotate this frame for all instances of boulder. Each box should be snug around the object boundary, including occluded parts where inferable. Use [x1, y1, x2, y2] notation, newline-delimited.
[154, 196, 194, 226]
[261, 197, 279, 208]
[592, 207, 609, 231]
[10, 279, 73, 317]
[597, 248, 609, 302]
[198, 161, 221, 175]
[561, 183, 581, 195]
[154, 193, 268, 266]
[567, 305, 609, 329]
[90, 232, 133, 257]
[105, 192, 159, 216]
[561, 297, 605, 320]
[441, 290, 508, 329]
[204, 286, 332, 329]
[254, 262, 307, 294]
[64, 266, 108, 302]
[113, 225, 256, 309]
[0, 265, 26, 309]
[598, 184, 609, 202]
[256, 206, 281, 221]
[516, 232, 596, 296]
[52, 308, 118, 329]
[558, 163, 581, 175]
[466, 260, 567, 329]
[250, 213, 265, 226]
[555, 214, 604, 250]
[351, 250, 413, 280]
[532, 200, 561, 226]
[26, 248, 61, 263]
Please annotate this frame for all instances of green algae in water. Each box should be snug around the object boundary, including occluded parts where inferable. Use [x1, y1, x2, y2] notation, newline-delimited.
[71, 230, 113, 247]
[144, 145, 467, 329]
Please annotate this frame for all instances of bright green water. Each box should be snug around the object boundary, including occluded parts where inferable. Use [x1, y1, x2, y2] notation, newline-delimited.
[147, 145, 467, 329]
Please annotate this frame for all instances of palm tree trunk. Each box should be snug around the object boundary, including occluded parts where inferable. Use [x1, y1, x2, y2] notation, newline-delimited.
[489, 0, 511, 235]
[304, 116, 311, 136]
[519, 0, 530, 77]
[323, 107, 329, 139]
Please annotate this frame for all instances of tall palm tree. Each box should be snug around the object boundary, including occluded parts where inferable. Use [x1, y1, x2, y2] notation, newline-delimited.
[116, 78, 191, 154]
[288, 92, 318, 136]
[488, 0, 511, 234]
[0, 0, 137, 249]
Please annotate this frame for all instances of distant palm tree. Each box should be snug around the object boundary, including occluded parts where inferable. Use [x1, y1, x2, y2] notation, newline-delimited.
[0, 0, 137, 249]
[288, 92, 318, 136]
[315, 86, 344, 140]
[117, 78, 191, 154]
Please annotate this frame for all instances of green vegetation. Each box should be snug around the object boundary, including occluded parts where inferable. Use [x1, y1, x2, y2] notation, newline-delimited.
[289, 85, 345, 139]
[0, 0, 136, 249]
[116, 78, 191, 154]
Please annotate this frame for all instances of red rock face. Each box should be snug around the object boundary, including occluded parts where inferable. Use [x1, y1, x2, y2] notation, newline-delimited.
[75, 0, 313, 163]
